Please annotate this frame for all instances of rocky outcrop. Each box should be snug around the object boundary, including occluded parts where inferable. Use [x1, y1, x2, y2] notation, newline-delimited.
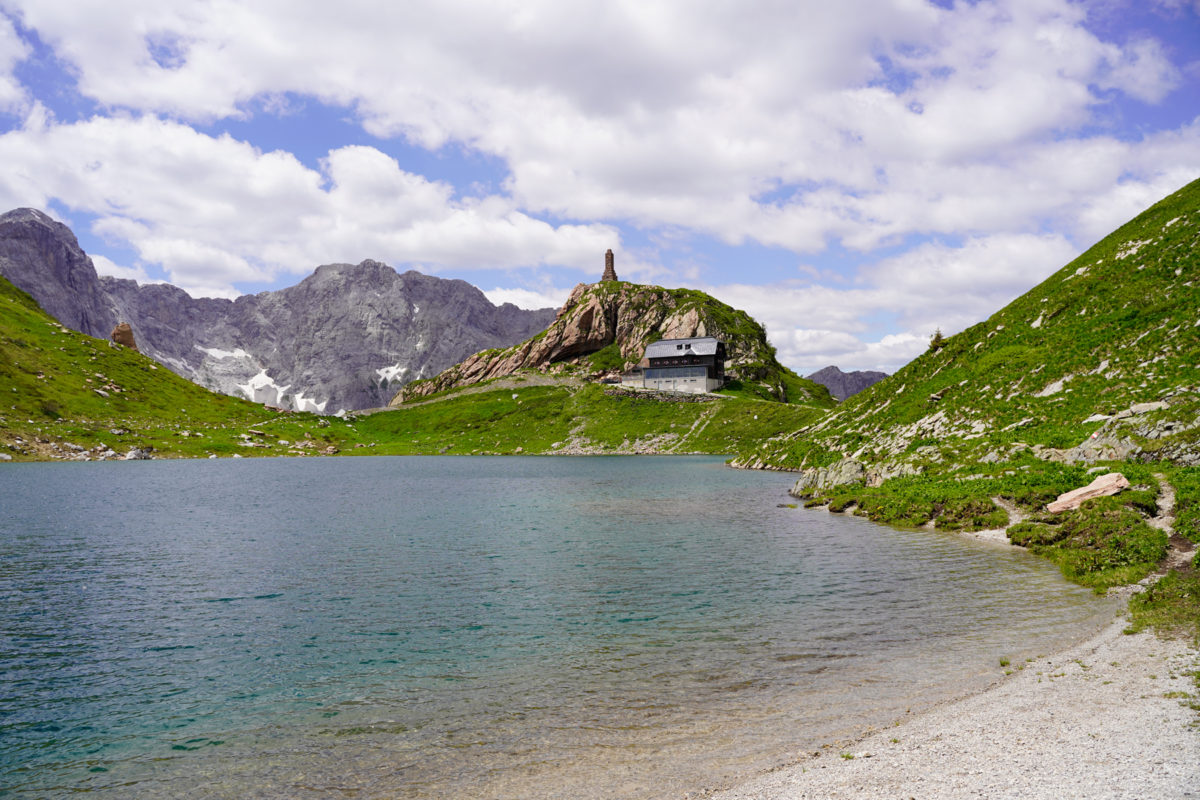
[787, 458, 922, 497]
[1046, 473, 1129, 513]
[0, 208, 555, 413]
[110, 322, 139, 352]
[395, 281, 811, 404]
[805, 365, 888, 400]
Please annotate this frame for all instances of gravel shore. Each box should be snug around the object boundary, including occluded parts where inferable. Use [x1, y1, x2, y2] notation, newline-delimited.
[713, 613, 1199, 800]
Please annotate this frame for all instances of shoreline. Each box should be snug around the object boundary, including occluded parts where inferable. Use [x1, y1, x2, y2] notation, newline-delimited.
[710, 608, 1200, 799]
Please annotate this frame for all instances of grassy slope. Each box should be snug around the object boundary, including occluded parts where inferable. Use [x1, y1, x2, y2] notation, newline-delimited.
[353, 379, 828, 456]
[757, 176, 1200, 473]
[0, 276, 360, 459]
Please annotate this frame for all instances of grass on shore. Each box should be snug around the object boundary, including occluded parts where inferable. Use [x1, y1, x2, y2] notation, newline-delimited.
[798, 460, 1200, 592]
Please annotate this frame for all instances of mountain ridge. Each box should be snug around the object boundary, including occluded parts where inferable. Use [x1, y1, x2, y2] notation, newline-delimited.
[805, 365, 889, 400]
[0, 208, 555, 412]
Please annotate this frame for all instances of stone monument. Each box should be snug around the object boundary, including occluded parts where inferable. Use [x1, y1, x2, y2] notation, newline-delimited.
[601, 249, 618, 282]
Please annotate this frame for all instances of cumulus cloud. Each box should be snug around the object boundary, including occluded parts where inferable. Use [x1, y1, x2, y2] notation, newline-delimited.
[91, 253, 154, 284]
[5, 0, 1195, 252]
[0, 13, 30, 113]
[0, 0, 1196, 369]
[703, 231, 1082, 373]
[482, 286, 570, 311]
[0, 115, 617, 295]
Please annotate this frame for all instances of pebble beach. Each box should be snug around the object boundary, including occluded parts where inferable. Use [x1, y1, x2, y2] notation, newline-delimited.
[713, 613, 1200, 800]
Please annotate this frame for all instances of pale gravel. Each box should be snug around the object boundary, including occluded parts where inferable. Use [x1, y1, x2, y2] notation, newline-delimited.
[711, 615, 1200, 800]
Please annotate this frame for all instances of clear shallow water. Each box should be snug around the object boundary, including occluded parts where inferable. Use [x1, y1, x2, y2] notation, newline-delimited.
[0, 456, 1114, 798]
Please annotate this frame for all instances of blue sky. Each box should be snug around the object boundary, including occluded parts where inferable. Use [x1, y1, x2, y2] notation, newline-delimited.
[0, 0, 1197, 374]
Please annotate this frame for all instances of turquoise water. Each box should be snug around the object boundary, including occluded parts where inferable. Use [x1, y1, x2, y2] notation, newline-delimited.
[0, 456, 1113, 798]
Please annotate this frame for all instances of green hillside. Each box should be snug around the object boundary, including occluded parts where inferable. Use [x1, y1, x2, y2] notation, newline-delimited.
[747, 177, 1200, 475]
[357, 377, 828, 456]
[741, 178, 1200, 622]
[0, 276, 351, 460]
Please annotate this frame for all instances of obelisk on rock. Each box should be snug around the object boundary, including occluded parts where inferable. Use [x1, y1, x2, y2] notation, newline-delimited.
[601, 249, 618, 282]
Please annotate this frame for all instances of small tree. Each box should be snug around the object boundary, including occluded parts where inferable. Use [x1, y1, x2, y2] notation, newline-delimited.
[929, 327, 946, 351]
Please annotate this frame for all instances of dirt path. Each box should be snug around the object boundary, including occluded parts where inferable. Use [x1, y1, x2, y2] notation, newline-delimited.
[1149, 472, 1197, 574]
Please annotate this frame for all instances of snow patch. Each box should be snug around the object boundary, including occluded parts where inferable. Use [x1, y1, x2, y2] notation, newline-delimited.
[198, 346, 251, 360]
[376, 364, 409, 383]
[238, 369, 328, 413]
[1031, 313, 1043, 329]
[291, 391, 328, 414]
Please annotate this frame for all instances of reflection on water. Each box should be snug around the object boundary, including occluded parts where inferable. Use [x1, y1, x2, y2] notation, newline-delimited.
[0, 456, 1114, 798]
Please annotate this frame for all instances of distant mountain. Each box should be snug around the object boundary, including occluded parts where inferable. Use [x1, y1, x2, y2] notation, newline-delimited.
[395, 279, 834, 406]
[0, 209, 555, 413]
[737, 177, 1200, 475]
[805, 365, 888, 400]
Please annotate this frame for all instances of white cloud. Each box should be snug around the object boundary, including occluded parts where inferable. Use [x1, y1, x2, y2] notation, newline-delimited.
[0, 114, 617, 295]
[6, 0, 1193, 256]
[483, 286, 570, 311]
[704, 231, 1081, 373]
[90, 253, 154, 283]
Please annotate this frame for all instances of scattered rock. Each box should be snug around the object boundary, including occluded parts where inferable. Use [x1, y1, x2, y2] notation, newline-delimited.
[1129, 401, 1169, 415]
[123, 448, 153, 460]
[1047, 472, 1129, 513]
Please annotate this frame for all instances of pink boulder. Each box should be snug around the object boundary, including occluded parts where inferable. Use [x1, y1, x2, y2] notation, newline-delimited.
[1047, 472, 1130, 514]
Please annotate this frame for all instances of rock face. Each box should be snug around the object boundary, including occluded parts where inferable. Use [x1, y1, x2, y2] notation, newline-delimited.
[394, 280, 819, 404]
[805, 365, 888, 400]
[0, 209, 118, 336]
[1046, 473, 1130, 513]
[787, 458, 921, 496]
[0, 208, 555, 413]
[110, 322, 139, 352]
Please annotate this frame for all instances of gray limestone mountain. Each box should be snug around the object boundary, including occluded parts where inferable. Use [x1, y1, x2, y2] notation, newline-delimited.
[0, 208, 555, 412]
[804, 365, 888, 400]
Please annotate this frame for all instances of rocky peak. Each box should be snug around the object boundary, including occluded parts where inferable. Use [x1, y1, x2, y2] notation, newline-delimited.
[805, 365, 889, 400]
[0, 208, 118, 337]
[395, 280, 809, 403]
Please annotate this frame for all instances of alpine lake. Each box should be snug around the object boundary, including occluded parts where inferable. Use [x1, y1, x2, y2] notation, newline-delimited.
[0, 455, 1115, 798]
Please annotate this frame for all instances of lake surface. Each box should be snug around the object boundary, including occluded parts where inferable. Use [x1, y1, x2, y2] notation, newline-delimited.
[0, 456, 1114, 798]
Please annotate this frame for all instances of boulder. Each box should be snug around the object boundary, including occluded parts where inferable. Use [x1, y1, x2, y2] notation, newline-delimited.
[1046, 472, 1129, 513]
[110, 321, 139, 352]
